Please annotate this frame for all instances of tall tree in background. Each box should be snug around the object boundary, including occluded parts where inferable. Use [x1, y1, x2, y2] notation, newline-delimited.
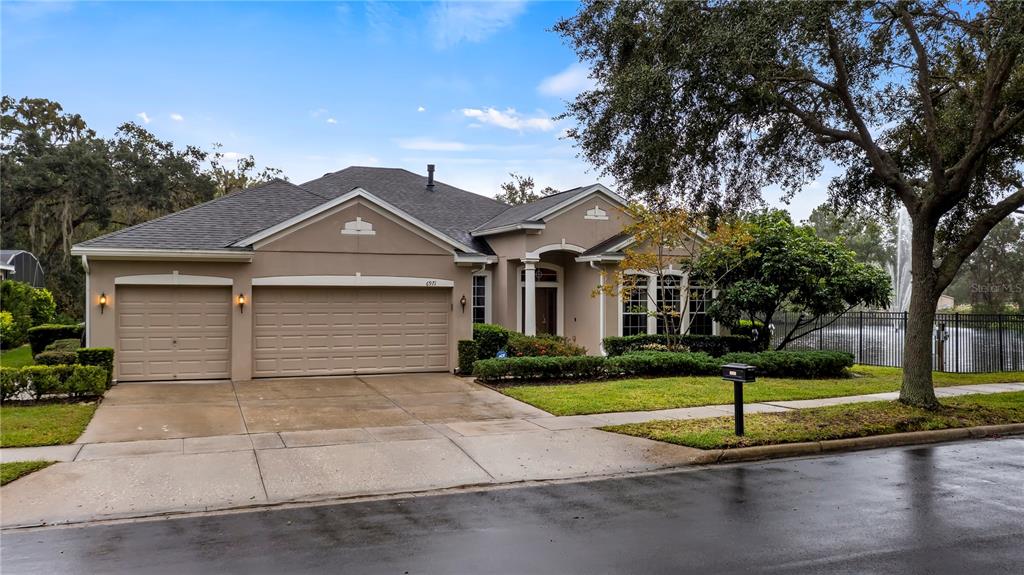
[805, 204, 896, 271]
[496, 173, 558, 205]
[557, 1, 1024, 408]
[1, 96, 281, 317]
[947, 215, 1024, 311]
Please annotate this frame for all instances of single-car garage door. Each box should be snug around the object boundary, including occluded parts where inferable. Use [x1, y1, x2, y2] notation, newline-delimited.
[252, 287, 450, 377]
[116, 286, 232, 381]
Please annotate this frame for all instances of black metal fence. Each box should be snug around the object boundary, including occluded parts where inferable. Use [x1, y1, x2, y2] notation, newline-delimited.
[770, 311, 1024, 373]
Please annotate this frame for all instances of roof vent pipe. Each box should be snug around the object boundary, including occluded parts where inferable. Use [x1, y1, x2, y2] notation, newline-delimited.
[427, 164, 435, 190]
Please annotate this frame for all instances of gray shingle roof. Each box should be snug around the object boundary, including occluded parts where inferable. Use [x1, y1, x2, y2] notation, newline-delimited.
[300, 167, 509, 252]
[471, 186, 593, 234]
[77, 179, 327, 250]
[580, 232, 632, 256]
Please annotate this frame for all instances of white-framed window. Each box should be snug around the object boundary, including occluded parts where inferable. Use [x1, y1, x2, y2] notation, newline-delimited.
[622, 275, 648, 336]
[688, 286, 714, 335]
[620, 271, 713, 336]
[471, 271, 491, 324]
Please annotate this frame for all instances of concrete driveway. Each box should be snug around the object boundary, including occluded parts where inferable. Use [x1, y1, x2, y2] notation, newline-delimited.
[77, 373, 548, 444]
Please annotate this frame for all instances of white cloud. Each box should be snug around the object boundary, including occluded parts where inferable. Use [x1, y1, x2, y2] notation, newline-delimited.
[461, 107, 555, 132]
[429, 1, 526, 48]
[538, 63, 596, 97]
[417, 106, 426, 112]
[396, 138, 472, 152]
[326, 118, 338, 124]
[170, 113, 184, 122]
[310, 108, 328, 118]
[136, 112, 151, 124]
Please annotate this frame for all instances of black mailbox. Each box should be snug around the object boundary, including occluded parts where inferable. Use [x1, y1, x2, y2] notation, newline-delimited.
[721, 363, 756, 383]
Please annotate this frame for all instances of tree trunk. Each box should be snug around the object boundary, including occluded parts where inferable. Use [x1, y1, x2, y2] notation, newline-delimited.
[899, 220, 942, 409]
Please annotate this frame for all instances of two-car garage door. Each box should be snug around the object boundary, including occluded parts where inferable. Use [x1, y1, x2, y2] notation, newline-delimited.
[252, 287, 450, 377]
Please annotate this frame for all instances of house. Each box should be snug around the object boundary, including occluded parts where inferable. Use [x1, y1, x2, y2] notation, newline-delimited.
[0, 249, 46, 287]
[71, 166, 712, 382]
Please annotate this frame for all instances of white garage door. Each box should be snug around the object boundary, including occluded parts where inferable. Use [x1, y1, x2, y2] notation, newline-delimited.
[252, 287, 451, 377]
[116, 286, 232, 382]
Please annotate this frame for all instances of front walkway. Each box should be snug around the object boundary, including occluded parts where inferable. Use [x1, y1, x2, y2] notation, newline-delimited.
[1, 381, 1021, 528]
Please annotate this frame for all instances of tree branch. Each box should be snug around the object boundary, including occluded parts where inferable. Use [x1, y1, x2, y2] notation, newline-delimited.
[935, 187, 1024, 288]
[896, 6, 946, 193]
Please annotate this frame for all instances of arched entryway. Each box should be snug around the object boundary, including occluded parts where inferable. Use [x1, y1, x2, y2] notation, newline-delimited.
[516, 261, 564, 336]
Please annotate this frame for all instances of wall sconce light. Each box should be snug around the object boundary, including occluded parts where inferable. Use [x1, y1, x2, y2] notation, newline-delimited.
[99, 293, 107, 314]
[237, 293, 246, 314]
[459, 294, 467, 312]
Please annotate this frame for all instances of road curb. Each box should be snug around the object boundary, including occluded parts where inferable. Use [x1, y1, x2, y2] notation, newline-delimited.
[699, 423, 1024, 464]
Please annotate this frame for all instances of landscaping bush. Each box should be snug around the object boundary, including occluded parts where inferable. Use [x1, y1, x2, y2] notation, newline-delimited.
[77, 347, 115, 388]
[718, 350, 854, 378]
[607, 351, 719, 377]
[473, 355, 606, 383]
[473, 349, 854, 383]
[0, 311, 17, 349]
[730, 320, 764, 338]
[473, 323, 510, 360]
[0, 281, 56, 348]
[33, 350, 78, 366]
[27, 324, 84, 355]
[3, 364, 105, 401]
[0, 367, 28, 401]
[457, 340, 478, 375]
[506, 333, 586, 357]
[45, 338, 82, 352]
[602, 334, 756, 357]
[65, 365, 107, 398]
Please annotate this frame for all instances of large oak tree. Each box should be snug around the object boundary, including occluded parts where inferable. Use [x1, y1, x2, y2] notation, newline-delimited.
[556, 1, 1024, 408]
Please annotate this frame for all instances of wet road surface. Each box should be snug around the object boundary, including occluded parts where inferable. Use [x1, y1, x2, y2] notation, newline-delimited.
[2, 436, 1022, 574]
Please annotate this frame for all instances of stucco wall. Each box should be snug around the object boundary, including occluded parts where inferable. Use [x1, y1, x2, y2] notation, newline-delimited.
[524, 195, 630, 253]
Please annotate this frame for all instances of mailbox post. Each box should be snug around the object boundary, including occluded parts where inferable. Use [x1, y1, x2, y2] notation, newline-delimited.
[721, 363, 757, 436]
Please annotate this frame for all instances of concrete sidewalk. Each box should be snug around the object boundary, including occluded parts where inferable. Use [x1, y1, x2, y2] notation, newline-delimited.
[2, 381, 1021, 528]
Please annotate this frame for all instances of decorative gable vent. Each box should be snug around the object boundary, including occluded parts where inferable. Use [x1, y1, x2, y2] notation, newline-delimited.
[584, 205, 609, 220]
[341, 217, 376, 236]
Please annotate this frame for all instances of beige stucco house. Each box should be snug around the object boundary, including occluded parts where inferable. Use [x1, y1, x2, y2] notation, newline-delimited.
[72, 166, 713, 382]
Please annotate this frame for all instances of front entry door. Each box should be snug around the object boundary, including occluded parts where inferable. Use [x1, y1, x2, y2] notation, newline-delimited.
[535, 287, 557, 335]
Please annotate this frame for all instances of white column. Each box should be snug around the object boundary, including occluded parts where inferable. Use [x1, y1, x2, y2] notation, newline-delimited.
[524, 259, 537, 336]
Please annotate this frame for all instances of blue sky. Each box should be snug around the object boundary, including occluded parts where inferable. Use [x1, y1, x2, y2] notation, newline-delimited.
[2, 0, 826, 219]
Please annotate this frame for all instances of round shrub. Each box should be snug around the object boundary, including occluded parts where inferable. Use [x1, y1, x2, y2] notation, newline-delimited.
[34, 350, 78, 366]
[473, 323, 510, 360]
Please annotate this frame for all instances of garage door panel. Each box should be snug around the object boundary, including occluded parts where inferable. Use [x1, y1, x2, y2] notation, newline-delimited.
[116, 286, 231, 382]
[252, 286, 450, 377]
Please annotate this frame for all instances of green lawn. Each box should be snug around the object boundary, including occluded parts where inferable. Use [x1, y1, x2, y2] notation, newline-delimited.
[606, 391, 1024, 449]
[1, 460, 55, 486]
[500, 366, 1024, 416]
[0, 345, 34, 368]
[0, 403, 98, 447]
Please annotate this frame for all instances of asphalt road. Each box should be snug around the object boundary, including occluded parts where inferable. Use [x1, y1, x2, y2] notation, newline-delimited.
[3, 437, 1022, 574]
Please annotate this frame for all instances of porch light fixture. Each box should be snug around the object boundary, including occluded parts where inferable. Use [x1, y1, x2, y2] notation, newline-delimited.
[99, 292, 107, 314]
[237, 293, 246, 313]
[459, 294, 467, 312]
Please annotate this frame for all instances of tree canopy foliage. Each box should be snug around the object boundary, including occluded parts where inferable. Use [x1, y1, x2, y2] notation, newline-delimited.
[557, 1, 1024, 407]
[697, 211, 892, 351]
[1, 96, 281, 317]
[495, 173, 558, 205]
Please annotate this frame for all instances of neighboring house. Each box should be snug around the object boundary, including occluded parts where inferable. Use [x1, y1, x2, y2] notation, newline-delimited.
[0, 250, 46, 287]
[71, 166, 711, 382]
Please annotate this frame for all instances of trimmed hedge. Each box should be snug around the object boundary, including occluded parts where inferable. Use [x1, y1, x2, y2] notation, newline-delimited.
[473, 323, 510, 360]
[473, 355, 606, 382]
[606, 351, 718, 377]
[718, 351, 854, 378]
[34, 350, 78, 366]
[45, 338, 82, 352]
[602, 334, 756, 357]
[457, 340, 478, 375]
[27, 324, 84, 355]
[77, 347, 115, 388]
[0, 364, 106, 402]
[473, 350, 853, 383]
[506, 333, 586, 357]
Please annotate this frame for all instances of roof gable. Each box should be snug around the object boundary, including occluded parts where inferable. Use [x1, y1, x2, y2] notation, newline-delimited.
[471, 184, 626, 236]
